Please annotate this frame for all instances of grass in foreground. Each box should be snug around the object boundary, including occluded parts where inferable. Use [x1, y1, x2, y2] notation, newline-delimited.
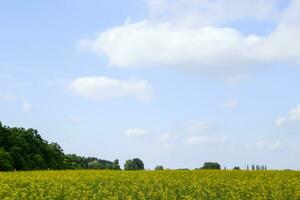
[0, 170, 300, 200]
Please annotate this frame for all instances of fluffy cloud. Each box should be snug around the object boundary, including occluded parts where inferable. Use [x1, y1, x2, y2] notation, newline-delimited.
[186, 121, 215, 134]
[184, 120, 225, 145]
[21, 102, 31, 113]
[79, 23, 258, 73]
[185, 136, 226, 145]
[125, 128, 150, 137]
[67, 76, 153, 101]
[275, 105, 300, 128]
[125, 126, 179, 141]
[289, 105, 300, 120]
[269, 142, 282, 151]
[79, 0, 300, 76]
[256, 141, 282, 151]
[156, 132, 178, 143]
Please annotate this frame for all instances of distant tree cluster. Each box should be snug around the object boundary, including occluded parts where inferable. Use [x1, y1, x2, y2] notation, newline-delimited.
[64, 154, 120, 170]
[124, 158, 144, 170]
[155, 165, 164, 170]
[0, 122, 272, 172]
[0, 122, 120, 171]
[249, 165, 267, 170]
[201, 162, 221, 170]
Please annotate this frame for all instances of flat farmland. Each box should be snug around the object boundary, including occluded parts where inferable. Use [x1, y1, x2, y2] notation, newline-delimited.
[0, 170, 299, 200]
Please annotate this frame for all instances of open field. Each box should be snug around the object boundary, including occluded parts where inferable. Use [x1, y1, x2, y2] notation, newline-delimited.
[0, 170, 300, 200]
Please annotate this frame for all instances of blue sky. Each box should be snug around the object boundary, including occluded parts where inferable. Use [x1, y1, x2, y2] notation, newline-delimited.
[1, 0, 300, 170]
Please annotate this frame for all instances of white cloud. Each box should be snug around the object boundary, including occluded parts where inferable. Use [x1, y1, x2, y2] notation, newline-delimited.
[275, 117, 287, 128]
[289, 105, 300, 121]
[79, 22, 258, 73]
[67, 76, 153, 101]
[156, 132, 178, 143]
[256, 141, 282, 151]
[79, 1, 300, 77]
[269, 142, 282, 151]
[220, 100, 238, 109]
[275, 105, 300, 128]
[185, 136, 226, 145]
[185, 120, 226, 145]
[125, 128, 150, 137]
[21, 102, 31, 113]
[186, 121, 215, 134]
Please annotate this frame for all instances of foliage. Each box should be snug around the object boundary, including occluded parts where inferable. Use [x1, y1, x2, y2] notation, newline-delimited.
[201, 162, 221, 170]
[124, 158, 144, 170]
[0, 123, 65, 171]
[0, 170, 299, 199]
[0, 122, 118, 171]
[113, 159, 120, 170]
[0, 148, 13, 171]
[64, 154, 119, 170]
[155, 165, 164, 170]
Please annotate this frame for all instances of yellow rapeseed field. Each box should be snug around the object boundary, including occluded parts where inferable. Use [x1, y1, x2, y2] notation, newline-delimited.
[0, 170, 299, 200]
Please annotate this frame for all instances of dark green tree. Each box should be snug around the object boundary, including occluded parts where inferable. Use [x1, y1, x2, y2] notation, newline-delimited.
[113, 159, 120, 170]
[63, 154, 114, 170]
[0, 148, 13, 171]
[0, 122, 116, 171]
[155, 165, 164, 170]
[88, 160, 101, 169]
[124, 158, 144, 170]
[201, 162, 221, 170]
[0, 124, 66, 170]
[124, 159, 133, 170]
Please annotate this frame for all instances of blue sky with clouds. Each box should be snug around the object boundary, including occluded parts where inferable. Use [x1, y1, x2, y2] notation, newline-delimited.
[1, 0, 300, 170]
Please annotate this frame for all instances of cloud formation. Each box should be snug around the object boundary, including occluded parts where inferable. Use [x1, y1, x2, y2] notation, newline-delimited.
[156, 132, 178, 143]
[256, 141, 282, 151]
[67, 76, 153, 101]
[185, 136, 226, 145]
[275, 104, 300, 128]
[125, 128, 150, 137]
[79, 0, 300, 76]
[186, 120, 216, 134]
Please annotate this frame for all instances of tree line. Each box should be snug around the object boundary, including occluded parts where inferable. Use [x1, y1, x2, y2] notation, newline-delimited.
[0, 122, 123, 171]
[0, 122, 268, 171]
